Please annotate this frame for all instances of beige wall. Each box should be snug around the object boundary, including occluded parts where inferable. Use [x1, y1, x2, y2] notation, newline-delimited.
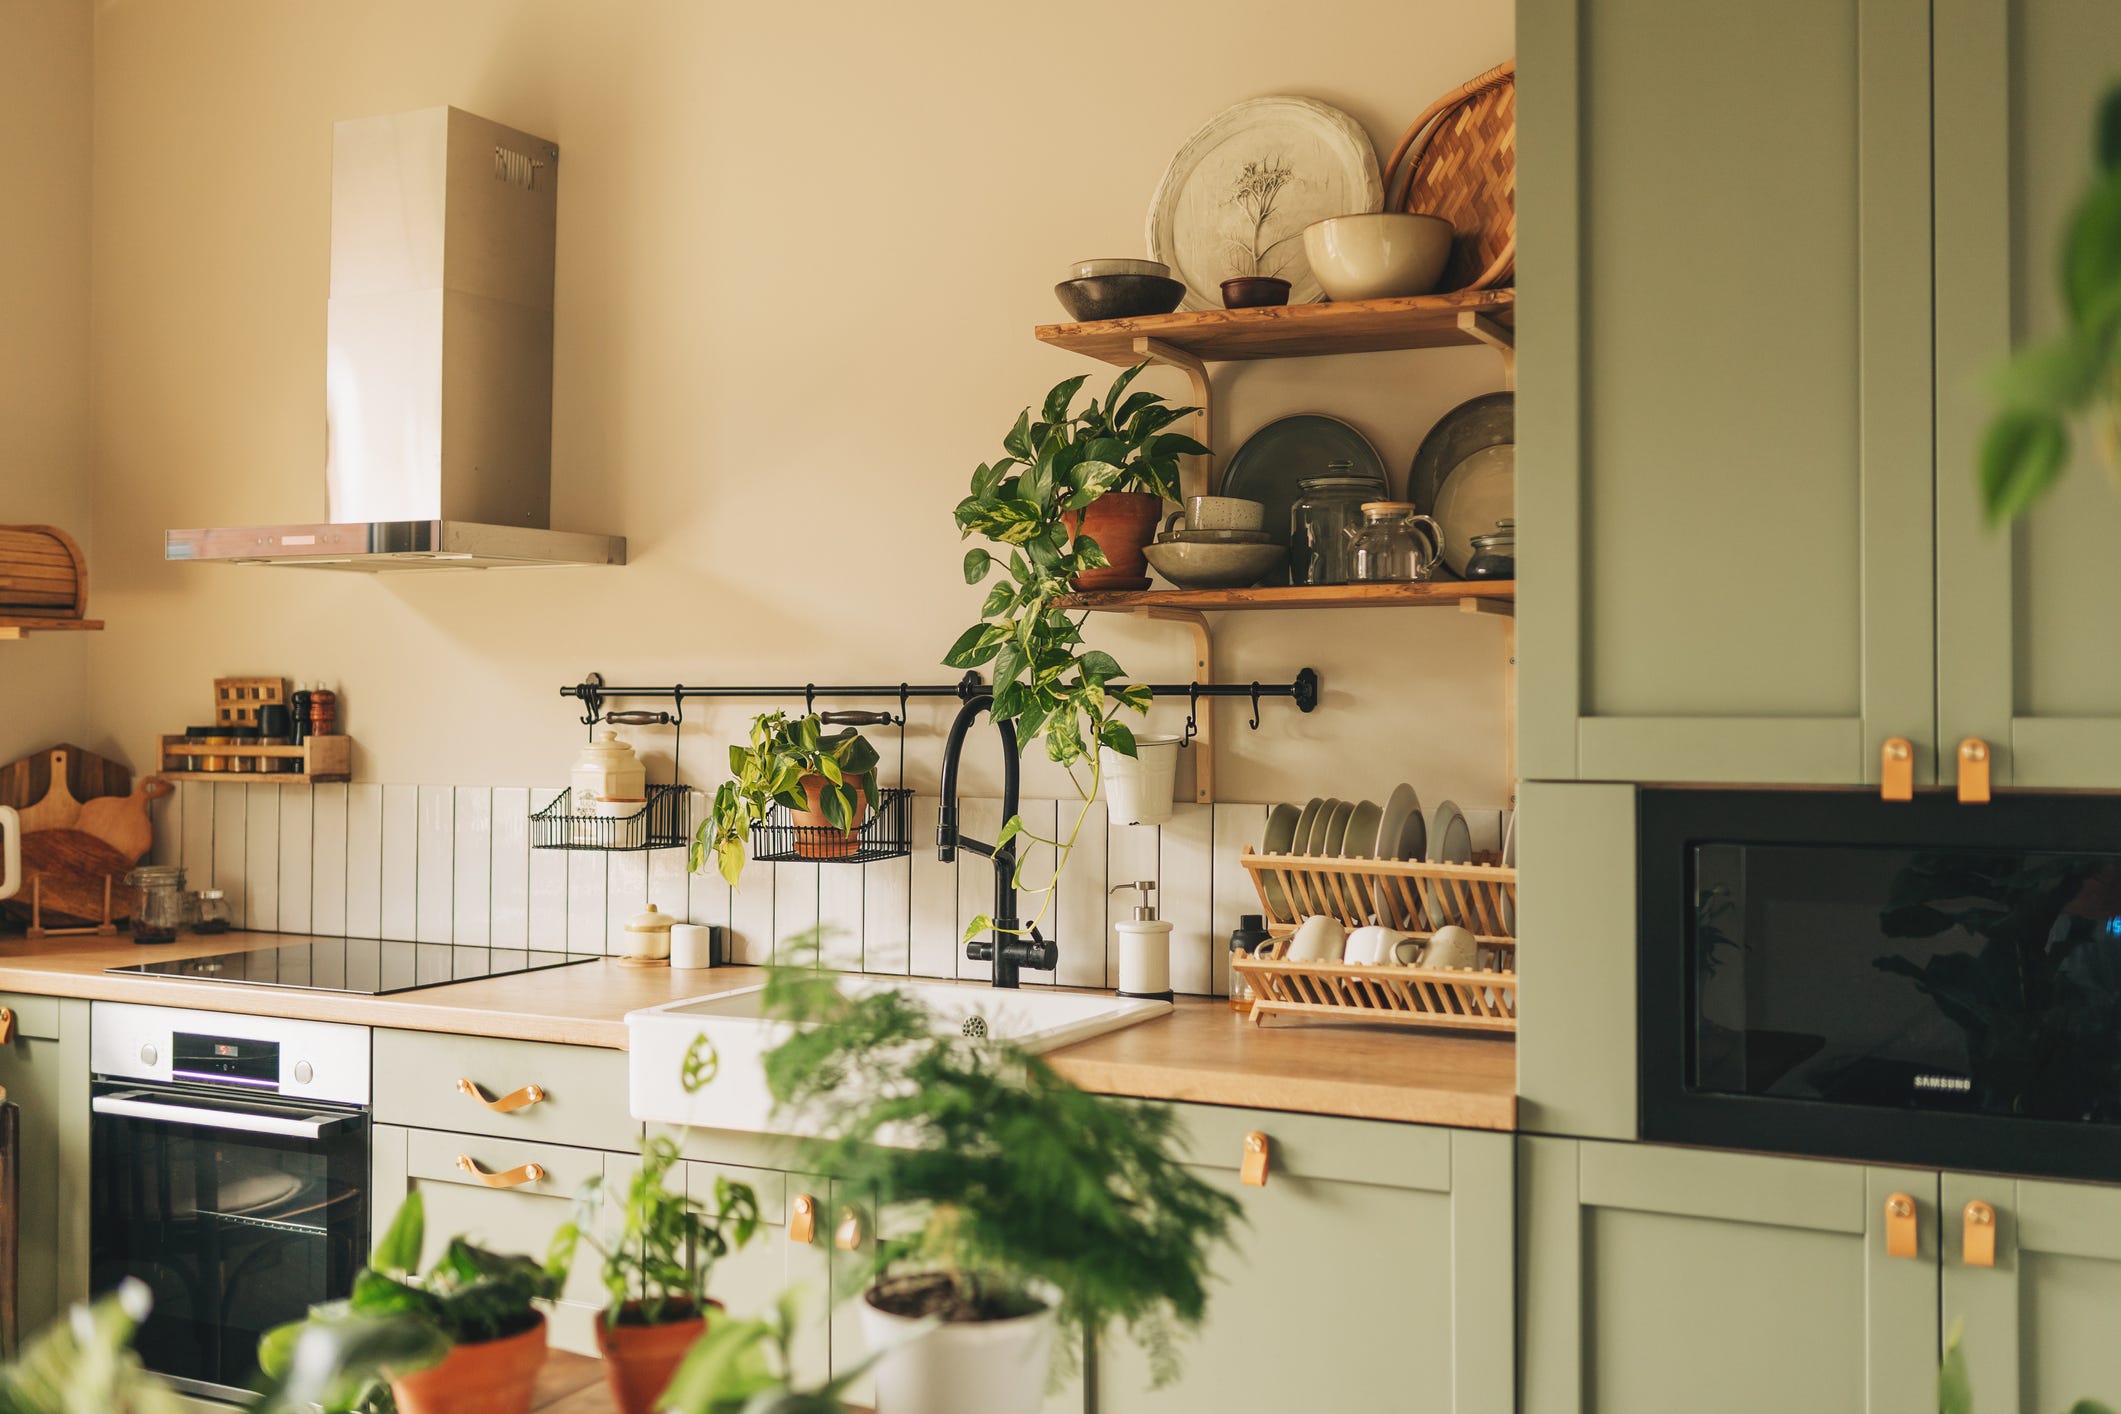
[0, 0, 94, 765]
[83, 0, 1515, 811]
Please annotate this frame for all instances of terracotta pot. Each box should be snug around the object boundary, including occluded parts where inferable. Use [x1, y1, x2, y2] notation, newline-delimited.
[390, 1315, 546, 1414]
[1220, 276, 1292, 309]
[594, 1300, 717, 1414]
[792, 774, 870, 860]
[1063, 490, 1164, 591]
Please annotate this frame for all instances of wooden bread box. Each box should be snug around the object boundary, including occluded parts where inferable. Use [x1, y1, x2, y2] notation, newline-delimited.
[0, 526, 101, 636]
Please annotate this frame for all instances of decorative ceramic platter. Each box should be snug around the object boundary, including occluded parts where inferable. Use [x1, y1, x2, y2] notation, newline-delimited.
[1147, 95, 1384, 312]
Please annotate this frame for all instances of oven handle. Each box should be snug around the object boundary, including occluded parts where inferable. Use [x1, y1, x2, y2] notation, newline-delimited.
[91, 1092, 357, 1139]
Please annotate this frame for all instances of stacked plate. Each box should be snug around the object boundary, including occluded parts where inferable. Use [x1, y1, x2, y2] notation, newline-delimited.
[1258, 784, 1475, 921]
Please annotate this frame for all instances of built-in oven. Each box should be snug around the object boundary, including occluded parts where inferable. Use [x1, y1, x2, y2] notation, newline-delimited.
[1639, 789, 2121, 1184]
[88, 1004, 370, 1402]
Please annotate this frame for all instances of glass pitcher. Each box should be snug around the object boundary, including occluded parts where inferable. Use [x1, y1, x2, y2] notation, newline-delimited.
[1289, 471, 1384, 585]
[1345, 502, 1445, 582]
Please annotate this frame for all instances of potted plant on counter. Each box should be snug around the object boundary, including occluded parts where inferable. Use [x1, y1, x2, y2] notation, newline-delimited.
[657, 1289, 886, 1414]
[253, 1192, 568, 1414]
[549, 1135, 762, 1414]
[756, 959, 1243, 1414]
[692, 711, 881, 887]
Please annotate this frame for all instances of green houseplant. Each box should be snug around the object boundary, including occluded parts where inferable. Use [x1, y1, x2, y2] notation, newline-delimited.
[946, 363, 1203, 939]
[1940, 1321, 2114, 1413]
[752, 954, 1242, 1414]
[656, 1290, 885, 1414]
[692, 712, 881, 887]
[550, 1135, 762, 1414]
[1981, 85, 2121, 523]
[253, 1192, 568, 1414]
[0, 1280, 181, 1414]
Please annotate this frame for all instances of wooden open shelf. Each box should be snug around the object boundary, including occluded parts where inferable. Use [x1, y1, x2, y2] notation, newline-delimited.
[0, 616, 104, 639]
[1057, 580, 1514, 614]
[1036, 288, 1514, 366]
[157, 733, 352, 784]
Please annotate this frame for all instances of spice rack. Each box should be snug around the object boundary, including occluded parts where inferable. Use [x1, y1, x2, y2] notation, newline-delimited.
[531, 784, 692, 852]
[156, 734, 353, 784]
[1232, 848, 1519, 1034]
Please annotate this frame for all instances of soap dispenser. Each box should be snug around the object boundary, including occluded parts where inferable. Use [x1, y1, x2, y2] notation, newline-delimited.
[1111, 880, 1174, 1002]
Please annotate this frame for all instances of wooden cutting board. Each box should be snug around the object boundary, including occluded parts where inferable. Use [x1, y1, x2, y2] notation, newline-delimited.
[72, 776, 171, 864]
[0, 829, 136, 927]
[0, 746, 129, 833]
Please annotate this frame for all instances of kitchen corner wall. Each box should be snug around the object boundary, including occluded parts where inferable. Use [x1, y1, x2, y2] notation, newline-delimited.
[71, 1, 1517, 972]
[0, 0, 93, 765]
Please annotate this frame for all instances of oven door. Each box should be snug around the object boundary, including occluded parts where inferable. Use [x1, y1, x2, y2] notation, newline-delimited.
[89, 1081, 369, 1401]
[1639, 789, 2121, 1183]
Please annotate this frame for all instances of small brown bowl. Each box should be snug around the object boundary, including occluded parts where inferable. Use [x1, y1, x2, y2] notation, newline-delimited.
[1220, 276, 1292, 309]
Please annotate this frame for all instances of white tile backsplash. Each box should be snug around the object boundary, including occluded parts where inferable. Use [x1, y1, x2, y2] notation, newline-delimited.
[162, 781, 1366, 996]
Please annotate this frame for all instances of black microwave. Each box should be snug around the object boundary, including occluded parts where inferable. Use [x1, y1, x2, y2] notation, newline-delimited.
[1639, 788, 2121, 1183]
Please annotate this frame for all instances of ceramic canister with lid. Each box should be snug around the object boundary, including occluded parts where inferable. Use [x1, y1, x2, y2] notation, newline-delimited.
[620, 903, 674, 965]
[571, 730, 647, 804]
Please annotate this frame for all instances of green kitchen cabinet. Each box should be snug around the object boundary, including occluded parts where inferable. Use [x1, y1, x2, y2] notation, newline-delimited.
[0, 994, 89, 1348]
[1941, 1172, 2121, 1410]
[1096, 1104, 1513, 1414]
[370, 1123, 616, 1355]
[675, 1158, 833, 1383]
[1933, 0, 2121, 788]
[1519, 1138, 1939, 1414]
[1517, 0, 1938, 785]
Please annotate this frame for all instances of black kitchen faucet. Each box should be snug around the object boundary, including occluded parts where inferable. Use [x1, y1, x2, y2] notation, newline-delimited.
[936, 680, 1056, 988]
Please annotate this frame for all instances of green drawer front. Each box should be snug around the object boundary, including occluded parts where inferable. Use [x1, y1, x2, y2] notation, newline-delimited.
[403, 1126, 609, 1199]
[375, 1029, 638, 1151]
[1164, 1102, 1454, 1192]
[683, 1159, 791, 1228]
[2, 995, 65, 1042]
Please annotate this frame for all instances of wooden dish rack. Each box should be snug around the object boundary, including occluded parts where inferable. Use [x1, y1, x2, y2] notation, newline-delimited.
[1232, 848, 1518, 1034]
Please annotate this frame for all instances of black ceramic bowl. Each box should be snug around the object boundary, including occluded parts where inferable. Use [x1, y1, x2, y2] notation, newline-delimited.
[1053, 274, 1187, 322]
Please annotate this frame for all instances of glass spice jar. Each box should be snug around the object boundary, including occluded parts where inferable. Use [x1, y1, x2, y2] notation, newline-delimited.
[1466, 518, 1517, 580]
[1228, 914, 1272, 1011]
[193, 889, 235, 934]
[126, 866, 188, 944]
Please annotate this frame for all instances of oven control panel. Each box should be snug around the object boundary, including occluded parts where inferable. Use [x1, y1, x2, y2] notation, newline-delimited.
[89, 1003, 370, 1107]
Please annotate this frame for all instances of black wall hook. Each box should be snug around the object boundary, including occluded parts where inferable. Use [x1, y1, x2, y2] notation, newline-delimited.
[1248, 683, 1263, 730]
[578, 672, 605, 727]
[1182, 684, 1201, 747]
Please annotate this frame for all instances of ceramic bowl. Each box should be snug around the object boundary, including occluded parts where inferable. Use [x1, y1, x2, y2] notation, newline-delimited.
[1054, 274, 1186, 322]
[1301, 213, 1455, 302]
[1157, 528, 1274, 545]
[1186, 495, 1266, 532]
[1143, 540, 1284, 590]
[1067, 257, 1170, 280]
[1220, 276, 1291, 309]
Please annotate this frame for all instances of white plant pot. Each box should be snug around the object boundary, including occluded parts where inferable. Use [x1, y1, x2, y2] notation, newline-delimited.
[1100, 736, 1181, 826]
[858, 1290, 1056, 1414]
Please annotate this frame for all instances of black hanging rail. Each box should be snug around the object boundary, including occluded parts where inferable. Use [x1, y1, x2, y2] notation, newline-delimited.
[560, 669, 1320, 732]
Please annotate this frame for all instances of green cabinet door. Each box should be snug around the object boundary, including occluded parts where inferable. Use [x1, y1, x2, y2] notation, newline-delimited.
[1520, 1138, 1938, 1414]
[1517, 0, 1937, 786]
[1097, 1106, 1513, 1414]
[1933, 0, 2121, 788]
[370, 1124, 615, 1356]
[0, 995, 88, 1347]
[1942, 1172, 2121, 1411]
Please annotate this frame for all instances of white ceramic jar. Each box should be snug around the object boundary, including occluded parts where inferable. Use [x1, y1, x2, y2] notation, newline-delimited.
[570, 730, 646, 804]
[620, 903, 673, 965]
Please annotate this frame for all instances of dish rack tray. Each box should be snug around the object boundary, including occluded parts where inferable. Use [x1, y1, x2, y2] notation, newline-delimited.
[751, 787, 912, 865]
[1233, 847, 1518, 1034]
[531, 784, 692, 851]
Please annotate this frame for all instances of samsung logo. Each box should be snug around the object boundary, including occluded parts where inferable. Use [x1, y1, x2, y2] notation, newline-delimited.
[1913, 1074, 1972, 1093]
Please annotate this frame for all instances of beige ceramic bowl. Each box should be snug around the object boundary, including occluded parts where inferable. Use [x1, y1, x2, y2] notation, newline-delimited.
[1144, 540, 1284, 590]
[1301, 213, 1454, 302]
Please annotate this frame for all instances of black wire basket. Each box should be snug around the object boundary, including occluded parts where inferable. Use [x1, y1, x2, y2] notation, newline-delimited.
[531, 784, 691, 851]
[750, 787, 912, 865]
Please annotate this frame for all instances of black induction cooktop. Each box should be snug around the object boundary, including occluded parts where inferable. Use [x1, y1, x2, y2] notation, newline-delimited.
[108, 938, 600, 995]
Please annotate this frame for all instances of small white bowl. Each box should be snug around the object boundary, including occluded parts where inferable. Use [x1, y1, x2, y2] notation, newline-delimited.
[1067, 257, 1170, 280]
[1301, 213, 1454, 302]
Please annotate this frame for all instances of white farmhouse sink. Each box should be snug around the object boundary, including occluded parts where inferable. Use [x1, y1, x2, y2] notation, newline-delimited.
[626, 977, 1171, 1133]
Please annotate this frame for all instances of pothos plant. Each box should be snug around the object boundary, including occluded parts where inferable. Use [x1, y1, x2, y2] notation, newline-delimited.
[1981, 85, 2121, 523]
[550, 1133, 761, 1329]
[691, 712, 881, 888]
[945, 363, 1205, 939]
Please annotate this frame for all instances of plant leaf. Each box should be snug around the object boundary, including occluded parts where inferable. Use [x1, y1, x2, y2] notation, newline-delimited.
[962, 548, 992, 584]
[372, 1192, 424, 1273]
[1042, 373, 1089, 425]
[1979, 408, 2070, 524]
[2100, 84, 2121, 173]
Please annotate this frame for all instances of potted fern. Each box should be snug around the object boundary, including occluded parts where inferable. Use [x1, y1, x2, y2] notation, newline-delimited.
[756, 959, 1242, 1414]
[550, 1135, 762, 1414]
[693, 712, 881, 886]
[253, 1192, 568, 1414]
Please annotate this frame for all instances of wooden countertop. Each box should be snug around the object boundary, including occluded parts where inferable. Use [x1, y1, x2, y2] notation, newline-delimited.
[0, 931, 1515, 1130]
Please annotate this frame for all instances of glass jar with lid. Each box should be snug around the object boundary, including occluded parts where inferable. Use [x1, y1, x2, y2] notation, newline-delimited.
[1288, 465, 1384, 586]
[1466, 518, 1516, 580]
[125, 865, 187, 944]
[194, 889, 235, 934]
[1345, 501, 1445, 583]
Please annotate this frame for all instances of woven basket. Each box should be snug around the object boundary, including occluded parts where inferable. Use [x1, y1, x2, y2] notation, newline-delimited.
[1384, 60, 1516, 292]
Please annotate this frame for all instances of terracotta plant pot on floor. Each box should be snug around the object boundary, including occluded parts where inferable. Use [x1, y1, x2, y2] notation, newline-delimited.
[1064, 490, 1164, 591]
[595, 1300, 717, 1414]
[792, 774, 870, 860]
[390, 1315, 547, 1414]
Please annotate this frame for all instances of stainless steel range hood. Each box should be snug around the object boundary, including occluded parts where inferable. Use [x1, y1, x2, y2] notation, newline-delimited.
[166, 107, 625, 571]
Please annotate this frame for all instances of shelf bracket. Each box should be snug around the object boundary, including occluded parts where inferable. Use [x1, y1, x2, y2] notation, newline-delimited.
[1133, 336, 1214, 500]
[1461, 597, 1519, 806]
[1456, 311, 1516, 390]
[1133, 606, 1214, 804]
